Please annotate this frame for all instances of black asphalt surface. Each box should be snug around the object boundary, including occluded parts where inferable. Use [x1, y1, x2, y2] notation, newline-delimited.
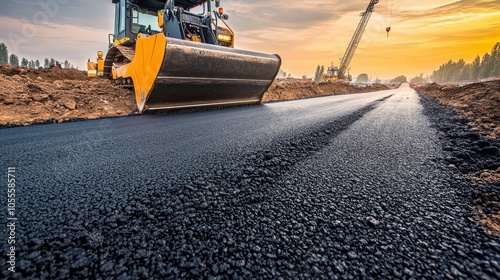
[1, 84, 499, 279]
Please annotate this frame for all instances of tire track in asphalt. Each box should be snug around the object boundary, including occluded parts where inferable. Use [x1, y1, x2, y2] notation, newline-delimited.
[181, 95, 394, 208]
[1, 94, 400, 278]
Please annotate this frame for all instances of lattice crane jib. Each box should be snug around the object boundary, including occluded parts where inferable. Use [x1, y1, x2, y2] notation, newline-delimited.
[338, 0, 379, 79]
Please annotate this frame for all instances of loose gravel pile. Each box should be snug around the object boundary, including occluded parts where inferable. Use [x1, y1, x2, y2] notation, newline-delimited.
[419, 94, 500, 235]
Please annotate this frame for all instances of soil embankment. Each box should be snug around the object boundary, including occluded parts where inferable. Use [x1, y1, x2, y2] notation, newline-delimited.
[0, 64, 135, 127]
[415, 81, 500, 234]
[0, 65, 391, 127]
[415, 81, 500, 139]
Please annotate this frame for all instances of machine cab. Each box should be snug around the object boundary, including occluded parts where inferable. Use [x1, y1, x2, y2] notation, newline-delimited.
[111, 0, 164, 47]
[111, 0, 233, 48]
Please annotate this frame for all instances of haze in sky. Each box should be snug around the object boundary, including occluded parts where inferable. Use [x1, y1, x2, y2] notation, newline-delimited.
[0, 0, 499, 80]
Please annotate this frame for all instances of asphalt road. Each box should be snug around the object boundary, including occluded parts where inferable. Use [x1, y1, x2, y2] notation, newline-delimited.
[1, 84, 499, 279]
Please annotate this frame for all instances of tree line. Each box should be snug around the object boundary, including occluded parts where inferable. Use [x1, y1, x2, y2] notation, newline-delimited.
[431, 42, 500, 83]
[313, 65, 325, 83]
[0, 42, 74, 69]
[277, 69, 292, 79]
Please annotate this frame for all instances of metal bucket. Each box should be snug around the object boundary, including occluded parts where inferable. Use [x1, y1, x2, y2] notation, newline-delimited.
[144, 38, 281, 110]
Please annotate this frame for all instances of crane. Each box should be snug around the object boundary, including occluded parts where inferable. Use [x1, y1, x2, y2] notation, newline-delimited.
[323, 0, 379, 82]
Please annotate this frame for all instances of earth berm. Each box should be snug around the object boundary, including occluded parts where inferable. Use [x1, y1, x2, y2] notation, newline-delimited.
[415, 81, 500, 235]
[0, 65, 391, 127]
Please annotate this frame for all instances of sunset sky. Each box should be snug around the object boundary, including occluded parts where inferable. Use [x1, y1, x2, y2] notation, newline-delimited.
[0, 0, 499, 80]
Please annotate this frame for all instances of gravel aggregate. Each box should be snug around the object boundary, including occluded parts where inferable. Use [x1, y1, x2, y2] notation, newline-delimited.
[1, 86, 499, 279]
[419, 93, 500, 235]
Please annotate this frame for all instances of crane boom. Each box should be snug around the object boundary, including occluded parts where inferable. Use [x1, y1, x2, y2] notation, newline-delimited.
[338, 0, 379, 79]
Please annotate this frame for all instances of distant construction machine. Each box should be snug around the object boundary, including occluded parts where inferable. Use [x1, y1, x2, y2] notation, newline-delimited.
[323, 0, 379, 82]
[87, 0, 281, 112]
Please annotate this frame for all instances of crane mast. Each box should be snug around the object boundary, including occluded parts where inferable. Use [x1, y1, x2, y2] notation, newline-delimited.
[338, 0, 379, 79]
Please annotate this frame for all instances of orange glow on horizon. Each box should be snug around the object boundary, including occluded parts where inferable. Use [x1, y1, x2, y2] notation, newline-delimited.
[231, 0, 500, 80]
[0, 0, 499, 81]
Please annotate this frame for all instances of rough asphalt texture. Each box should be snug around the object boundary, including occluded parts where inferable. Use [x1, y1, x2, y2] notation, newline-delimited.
[1, 85, 499, 279]
[419, 94, 500, 220]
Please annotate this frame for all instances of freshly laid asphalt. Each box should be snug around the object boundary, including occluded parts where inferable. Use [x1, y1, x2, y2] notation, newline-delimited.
[1, 84, 499, 279]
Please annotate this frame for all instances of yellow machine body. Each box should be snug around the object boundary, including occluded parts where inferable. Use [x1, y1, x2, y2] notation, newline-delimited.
[87, 0, 281, 112]
[87, 51, 104, 77]
[113, 33, 280, 112]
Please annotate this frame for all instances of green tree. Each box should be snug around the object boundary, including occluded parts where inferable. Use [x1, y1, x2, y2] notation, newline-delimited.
[391, 75, 407, 83]
[491, 42, 500, 77]
[356, 73, 369, 83]
[277, 69, 285, 79]
[63, 60, 70, 68]
[470, 56, 481, 81]
[455, 59, 467, 81]
[431, 42, 500, 82]
[9, 54, 19, 67]
[479, 53, 492, 79]
[21, 57, 28, 67]
[314, 65, 321, 83]
[35, 60, 40, 68]
[44, 58, 49, 68]
[410, 73, 426, 84]
[0, 43, 8, 65]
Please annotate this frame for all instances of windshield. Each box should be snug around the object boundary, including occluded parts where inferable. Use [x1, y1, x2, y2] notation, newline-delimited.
[132, 9, 162, 34]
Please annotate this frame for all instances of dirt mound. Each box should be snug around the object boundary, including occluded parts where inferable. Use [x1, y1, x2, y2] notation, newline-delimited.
[0, 64, 89, 82]
[263, 79, 391, 102]
[414, 80, 500, 139]
[0, 66, 136, 127]
[416, 81, 500, 234]
[0, 66, 392, 128]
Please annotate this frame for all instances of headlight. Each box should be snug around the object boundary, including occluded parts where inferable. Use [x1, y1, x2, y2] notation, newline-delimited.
[217, 34, 232, 42]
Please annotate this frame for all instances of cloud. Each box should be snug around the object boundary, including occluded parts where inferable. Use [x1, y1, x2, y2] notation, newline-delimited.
[224, 2, 336, 32]
[0, 0, 113, 30]
[0, 0, 498, 78]
[0, 0, 383, 72]
[0, 16, 110, 68]
[398, 0, 500, 23]
[222, 0, 381, 55]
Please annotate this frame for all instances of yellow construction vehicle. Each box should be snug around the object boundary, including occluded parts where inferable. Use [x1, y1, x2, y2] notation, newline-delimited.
[87, 0, 281, 112]
[322, 65, 348, 82]
[322, 0, 379, 82]
[87, 51, 104, 77]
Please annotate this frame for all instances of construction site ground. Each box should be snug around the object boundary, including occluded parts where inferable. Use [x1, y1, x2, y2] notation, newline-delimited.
[1, 65, 499, 265]
[414, 81, 500, 234]
[0, 65, 135, 127]
[0, 65, 392, 127]
[2, 65, 495, 142]
[414, 80, 500, 139]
